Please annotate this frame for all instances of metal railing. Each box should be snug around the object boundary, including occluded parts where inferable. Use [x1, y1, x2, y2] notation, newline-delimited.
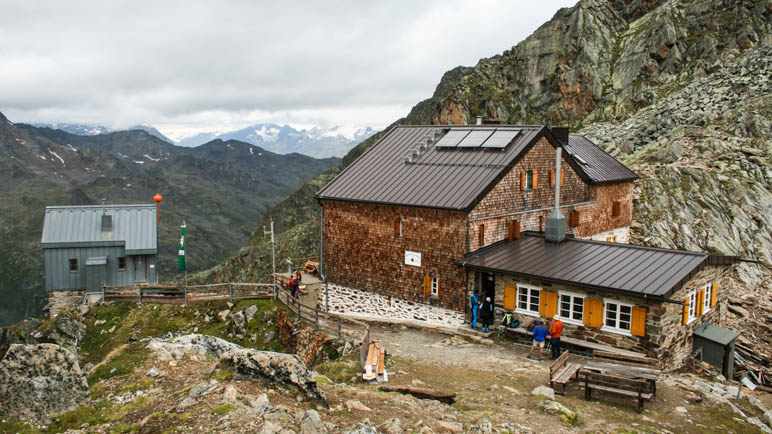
[101, 283, 274, 305]
[274, 286, 369, 340]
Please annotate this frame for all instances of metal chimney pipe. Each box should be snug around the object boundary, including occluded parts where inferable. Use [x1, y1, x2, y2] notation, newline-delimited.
[554, 147, 561, 210]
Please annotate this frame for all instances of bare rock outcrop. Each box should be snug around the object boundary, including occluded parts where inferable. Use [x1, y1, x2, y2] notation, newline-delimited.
[0, 343, 89, 424]
[215, 347, 328, 408]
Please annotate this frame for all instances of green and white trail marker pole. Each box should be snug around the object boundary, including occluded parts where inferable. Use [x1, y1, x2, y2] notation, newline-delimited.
[179, 222, 187, 303]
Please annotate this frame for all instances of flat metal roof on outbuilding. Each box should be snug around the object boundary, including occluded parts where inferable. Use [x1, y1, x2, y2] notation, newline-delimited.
[459, 233, 709, 300]
[41, 204, 157, 254]
[317, 125, 638, 210]
[694, 323, 740, 346]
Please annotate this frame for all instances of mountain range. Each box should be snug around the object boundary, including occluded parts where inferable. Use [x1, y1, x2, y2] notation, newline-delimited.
[34, 122, 378, 159]
[0, 113, 340, 325]
[202, 0, 770, 352]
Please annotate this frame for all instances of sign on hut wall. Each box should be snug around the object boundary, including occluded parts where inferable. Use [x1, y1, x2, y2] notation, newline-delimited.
[405, 251, 421, 267]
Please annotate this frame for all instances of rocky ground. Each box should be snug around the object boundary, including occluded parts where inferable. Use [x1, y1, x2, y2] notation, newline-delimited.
[2, 301, 771, 433]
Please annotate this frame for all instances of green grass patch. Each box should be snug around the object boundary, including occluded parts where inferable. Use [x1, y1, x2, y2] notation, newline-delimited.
[0, 419, 38, 434]
[119, 377, 154, 394]
[109, 423, 139, 433]
[211, 404, 236, 415]
[314, 376, 333, 385]
[87, 343, 148, 385]
[210, 368, 233, 382]
[314, 354, 361, 384]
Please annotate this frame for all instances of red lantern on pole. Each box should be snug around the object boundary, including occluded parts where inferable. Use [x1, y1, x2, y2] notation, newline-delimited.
[154, 193, 163, 223]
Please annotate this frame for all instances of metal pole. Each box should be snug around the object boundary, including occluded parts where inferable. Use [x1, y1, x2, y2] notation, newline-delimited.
[184, 270, 188, 305]
[266, 221, 276, 300]
[554, 146, 562, 210]
[320, 204, 329, 312]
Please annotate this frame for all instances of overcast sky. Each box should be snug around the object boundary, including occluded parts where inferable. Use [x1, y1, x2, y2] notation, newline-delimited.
[0, 0, 576, 141]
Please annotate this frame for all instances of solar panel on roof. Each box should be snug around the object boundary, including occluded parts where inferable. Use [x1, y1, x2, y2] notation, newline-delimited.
[434, 129, 471, 147]
[457, 129, 495, 147]
[481, 129, 520, 148]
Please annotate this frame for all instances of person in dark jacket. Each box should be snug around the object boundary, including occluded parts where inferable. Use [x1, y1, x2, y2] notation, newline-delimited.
[469, 291, 480, 329]
[480, 296, 494, 332]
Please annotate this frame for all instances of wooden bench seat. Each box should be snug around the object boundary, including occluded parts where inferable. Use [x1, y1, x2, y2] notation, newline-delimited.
[581, 370, 654, 412]
[549, 350, 581, 395]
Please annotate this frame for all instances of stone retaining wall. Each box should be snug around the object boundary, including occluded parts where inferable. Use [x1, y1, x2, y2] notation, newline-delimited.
[321, 284, 464, 327]
[48, 291, 85, 318]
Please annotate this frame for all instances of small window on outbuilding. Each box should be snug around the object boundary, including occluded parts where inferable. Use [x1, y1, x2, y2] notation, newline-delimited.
[69, 258, 78, 272]
[611, 201, 621, 217]
[118, 256, 127, 271]
[521, 170, 535, 190]
[395, 217, 403, 239]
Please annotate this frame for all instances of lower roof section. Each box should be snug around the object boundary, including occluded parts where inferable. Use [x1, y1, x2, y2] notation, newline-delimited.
[458, 233, 709, 300]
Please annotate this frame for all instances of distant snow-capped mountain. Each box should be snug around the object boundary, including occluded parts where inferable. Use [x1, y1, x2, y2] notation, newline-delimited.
[33, 122, 174, 144]
[178, 124, 378, 158]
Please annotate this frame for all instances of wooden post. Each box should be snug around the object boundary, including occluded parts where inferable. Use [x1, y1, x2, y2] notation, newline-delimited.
[296, 297, 301, 322]
[229, 284, 233, 304]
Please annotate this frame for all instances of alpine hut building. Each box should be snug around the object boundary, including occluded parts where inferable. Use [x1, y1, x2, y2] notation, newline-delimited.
[317, 124, 736, 369]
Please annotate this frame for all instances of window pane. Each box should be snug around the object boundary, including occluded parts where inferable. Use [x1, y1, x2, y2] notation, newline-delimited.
[605, 303, 617, 327]
[620, 320, 631, 330]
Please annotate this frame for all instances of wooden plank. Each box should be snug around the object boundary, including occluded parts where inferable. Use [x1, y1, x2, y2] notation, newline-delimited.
[377, 345, 386, 376]
[594, 350, 657, 366]
[378, 385, 456, 404]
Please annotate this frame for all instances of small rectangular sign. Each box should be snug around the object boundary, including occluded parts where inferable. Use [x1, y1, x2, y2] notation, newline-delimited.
[405, 250, 421, 267]
[741, 375, 757, 391]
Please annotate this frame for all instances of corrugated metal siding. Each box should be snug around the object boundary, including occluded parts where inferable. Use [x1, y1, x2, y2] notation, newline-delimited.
[565, 135, 639, 183]
[460, 234, 707, 298]
[318, 126, 544, 210]
[44, 245, 157, 291]
[41, 205, 157, 253]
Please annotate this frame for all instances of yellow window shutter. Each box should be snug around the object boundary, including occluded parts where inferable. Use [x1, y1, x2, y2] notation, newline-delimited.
[423, 277, 431, 297]
[504, 285, 516, 310]
[682, 297, 690, 325]
[631, 306, 646, 336]
[696, 290, 705, 316]
[606, 236, 611, 242]
[550, 169, 555, 188]
[533, 170, 539, 188]
[560, 168, 565, 186]
[520, 171, 526, 191]
[710, 282, 718, 307]
[540, 290, 557, 318]
[583, 299, 603, 328]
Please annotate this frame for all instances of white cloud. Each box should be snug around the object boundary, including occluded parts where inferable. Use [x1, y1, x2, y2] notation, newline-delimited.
[0, 0, 577, 139]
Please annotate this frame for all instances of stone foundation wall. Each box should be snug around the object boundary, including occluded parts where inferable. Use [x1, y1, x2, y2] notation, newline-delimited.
[321, 284, 464, 327]
[48, 291, 85, 318]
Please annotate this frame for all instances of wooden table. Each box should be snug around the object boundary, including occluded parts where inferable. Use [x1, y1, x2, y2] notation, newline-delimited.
[583, 360, 662, 395]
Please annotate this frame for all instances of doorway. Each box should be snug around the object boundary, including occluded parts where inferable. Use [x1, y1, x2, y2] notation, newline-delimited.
[482, 272, 495, 302]
[134, 256, 147, 282]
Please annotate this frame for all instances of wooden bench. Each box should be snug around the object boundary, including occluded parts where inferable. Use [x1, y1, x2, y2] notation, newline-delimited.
[549, 350, 581, 395]
[593, 350, 658, 368]
[581, 370, 653, 412]
[590, 350, 661, 395]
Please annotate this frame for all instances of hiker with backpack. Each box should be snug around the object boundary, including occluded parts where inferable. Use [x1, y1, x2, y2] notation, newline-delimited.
[480, 296, 494, 333]
[469, 291, 480, 329]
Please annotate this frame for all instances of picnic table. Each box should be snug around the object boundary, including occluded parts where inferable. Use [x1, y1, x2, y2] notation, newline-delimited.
[583, 360, 662, 395]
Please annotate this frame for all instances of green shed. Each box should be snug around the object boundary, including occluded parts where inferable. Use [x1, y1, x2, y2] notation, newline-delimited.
[693, 323, 740, 379]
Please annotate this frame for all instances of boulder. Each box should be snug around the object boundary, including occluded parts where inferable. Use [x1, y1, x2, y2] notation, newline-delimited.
[344, 421, 379, 434]
[245, 305, 259, 323]
[215, 348, 327, 408]
[0, 344, 89, 424]
[380, 418, 404, 434]
[249, 393, 272, 416]
[178, 397, 197, 409]
[346, 400, 373, 412]
[145, 367, 163, 377]
[218, 309, 231, 322]
[298, 409, 327, 434]
[223, 384, 240, 404]
[148, 334, 242, 361]
[531, 385, 555, 400]
[537, 399, 578, 425]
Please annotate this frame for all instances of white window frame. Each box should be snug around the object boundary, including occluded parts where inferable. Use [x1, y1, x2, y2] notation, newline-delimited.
[702, 284, 712, 314]
[601, 298, 633, 336]
[558, 290, 585, 324]
[686, 290, 698, 324]
[515, 283, 541, 316]
[430, 277, 439, 297]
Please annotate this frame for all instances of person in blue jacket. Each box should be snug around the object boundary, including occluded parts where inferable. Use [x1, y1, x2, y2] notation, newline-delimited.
[527, 319, 549, 361]
[469, 291, 480, 329]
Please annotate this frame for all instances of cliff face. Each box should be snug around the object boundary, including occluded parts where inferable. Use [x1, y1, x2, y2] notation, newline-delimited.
[209, 0, 771, 318]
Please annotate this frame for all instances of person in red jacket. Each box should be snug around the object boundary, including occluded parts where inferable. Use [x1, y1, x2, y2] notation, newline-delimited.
[548, 314, 564, 359]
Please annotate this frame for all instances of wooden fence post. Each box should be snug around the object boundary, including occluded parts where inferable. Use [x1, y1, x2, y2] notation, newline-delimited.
[229, 284, 234, 304]
[296, 297, 301, 322]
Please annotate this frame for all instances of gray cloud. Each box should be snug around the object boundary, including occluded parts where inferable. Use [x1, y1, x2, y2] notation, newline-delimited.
[0, 0, 576, 138]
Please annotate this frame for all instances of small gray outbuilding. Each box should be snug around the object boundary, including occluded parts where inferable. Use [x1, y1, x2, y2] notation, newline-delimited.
[41, 204, 158, 294]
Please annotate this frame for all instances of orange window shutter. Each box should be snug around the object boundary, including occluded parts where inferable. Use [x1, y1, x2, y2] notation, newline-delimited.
[545, 291, 558, 318]
[682, 297, 690, 325]
[504, 285, 516, 310]
[560, 168, 565, 186]
[583, 299, 603, 328]
[533, 170, 539, 188]
[478, 224, 485, 246]
[696, 290, 705, 316]
[710, 282, 718, 307]
[606, 236, 611, 242]
[514, 220, 520, 240]
[539, 291, 548, 317]
[520, 171, 526, 191]
[507, 221, 514, 241]
[631, 306, 647, 336]
[423, 277, 431, 297]
[550, 169, 555, 188]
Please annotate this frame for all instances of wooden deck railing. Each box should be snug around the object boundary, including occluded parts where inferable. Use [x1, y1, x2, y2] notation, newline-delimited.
[101, 283, 274, 305]
[275, 286, 369, 340]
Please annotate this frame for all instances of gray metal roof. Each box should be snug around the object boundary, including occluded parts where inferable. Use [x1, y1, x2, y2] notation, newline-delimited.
[565, 134, 639, 183]
[694, 323, 740, 345]
[41, 204, 157, 254]
[459, 233, 708, 299]
[317, 125, 638, 210]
